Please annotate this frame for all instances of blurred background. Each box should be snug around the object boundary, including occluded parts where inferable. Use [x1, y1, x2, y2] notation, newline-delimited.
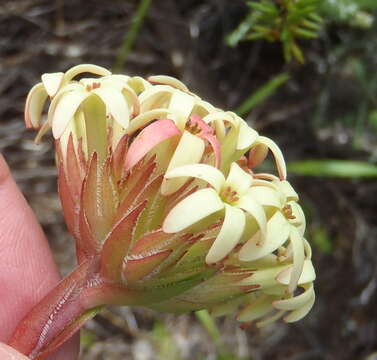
[1, 0, 377, 359]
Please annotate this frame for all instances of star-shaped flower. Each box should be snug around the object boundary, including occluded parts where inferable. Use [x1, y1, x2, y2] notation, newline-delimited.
[238, 178, 306, 293]
[163, 162, 269, 264]
[25, 64, 140, 145]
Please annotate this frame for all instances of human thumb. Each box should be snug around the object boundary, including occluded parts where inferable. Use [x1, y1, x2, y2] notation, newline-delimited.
[0, 343, 29, 359]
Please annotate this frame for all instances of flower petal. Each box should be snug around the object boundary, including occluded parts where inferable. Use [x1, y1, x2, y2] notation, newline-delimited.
[289, 201, 306, 236]
[165, 163, 225, 193]
[203, 111, 233, 141]
[237, 295, 275, 322]
[248, 143, 269, 169]
[204, 133, 222, 168]
[276, 259, 316, 285]
[41, 72, 64, 97]
[238, 211, 290, 262]
[168, 90, 196, 129]
[195, 100, 216, 114]
[206, 205, 245, 264]
[127, 109, 172, 134]
[255, 136, 287, 180]
[304, 239, 312, 259]
[237, 119, 259, 150]
[203, 111, 234, 124]
[100, 76, 140, 116]
[139, 85, 173, 112]
[277, 180, 299, 202]
[126, 76, 151, 95]
[246, 186, 282, 208]
[161, 131, 205, 195]
[92, 86, 130, 129]
[283, 290, 315, 323]
[287, 226, 305, 293]
[51, 90, 90, 139]
[124, 119, 181, 171]
[225, 162, 253, 195]
[24, 83, 48, 128]
[163, 188, 224, 233]
[101, 74, 130, 88]
[63, 64, 111, 83]
[238, 265, 285, 289]
[237, 195, 267, 237]
[148, 75, 189, 91]
[190, 115, 221, 168]
[273, 283, 314, 311]
[256, 310, 285, 327]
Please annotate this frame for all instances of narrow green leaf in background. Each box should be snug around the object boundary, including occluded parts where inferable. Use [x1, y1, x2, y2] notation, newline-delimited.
[288, 160, 377, 178]
[235, 72, 290, 116]
[114, 0, 152, 71]
[196, 310, 222, 345]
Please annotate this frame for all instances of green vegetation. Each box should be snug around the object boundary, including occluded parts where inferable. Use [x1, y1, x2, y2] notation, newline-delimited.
[235, 72, 290, 116]
[288, 160, 377, 178]
[226, 0, 324, 63]
[114, 0, 153, 71]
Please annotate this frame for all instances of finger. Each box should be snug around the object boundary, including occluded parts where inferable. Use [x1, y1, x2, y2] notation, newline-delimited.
[0, 154, 79, 359]
[0, 343, 29, 360]
[0, 153, 60, 339]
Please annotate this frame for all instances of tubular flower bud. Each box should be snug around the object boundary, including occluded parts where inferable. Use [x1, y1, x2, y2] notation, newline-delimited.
[16, 64, 315, 359]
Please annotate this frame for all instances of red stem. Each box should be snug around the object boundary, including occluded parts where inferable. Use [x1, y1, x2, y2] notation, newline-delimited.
[7, 257, 101, 360]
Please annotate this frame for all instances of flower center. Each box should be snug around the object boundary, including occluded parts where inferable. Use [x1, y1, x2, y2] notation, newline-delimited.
[86, 82, 101, 91]
[283, 204, 296, 220]
[185, 120, 201, 135]
[220, 185, 240, 205]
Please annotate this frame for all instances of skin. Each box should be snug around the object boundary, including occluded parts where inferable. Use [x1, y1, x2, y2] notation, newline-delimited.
[0, 153, 79, 360]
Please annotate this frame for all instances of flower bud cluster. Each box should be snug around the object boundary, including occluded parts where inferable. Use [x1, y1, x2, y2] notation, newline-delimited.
[25, 64, 315, 327]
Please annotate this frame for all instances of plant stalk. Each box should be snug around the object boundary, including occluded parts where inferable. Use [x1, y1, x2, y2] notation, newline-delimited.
[7, 258, 101, 360]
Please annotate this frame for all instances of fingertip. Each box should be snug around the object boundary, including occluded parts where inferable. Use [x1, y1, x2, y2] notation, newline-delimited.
[0, 343, 29, 360]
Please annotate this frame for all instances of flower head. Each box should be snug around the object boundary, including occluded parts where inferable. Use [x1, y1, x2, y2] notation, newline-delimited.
[25, 64, 316, 330]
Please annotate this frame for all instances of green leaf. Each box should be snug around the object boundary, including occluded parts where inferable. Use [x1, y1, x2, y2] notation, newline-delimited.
[196, 310, 222, 344]
[290, 41, 305, 63]
[235, 72, 290, 116]
[293, 27, 319, 39]
[248, 1, 278, 14]
[288, 160, 377, 178]
[225, 14, 254, 47]
[253, 25, 274, 34]
[308, 12, 324, 23]
[302, 18, 323, 31]
[245, 33, 267, 41]
[113, 0, 152, 71]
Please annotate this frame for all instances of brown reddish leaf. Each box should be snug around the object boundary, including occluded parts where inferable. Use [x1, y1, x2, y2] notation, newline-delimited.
[100, 201, 146, 283]
[66, 134, 83, 201]
[124, 250, 171, 283]
[114, 159, 156, 224]
[112, 134, 128, 182]
[57, 161, 79, 239]
[131, 229, 190, 257]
